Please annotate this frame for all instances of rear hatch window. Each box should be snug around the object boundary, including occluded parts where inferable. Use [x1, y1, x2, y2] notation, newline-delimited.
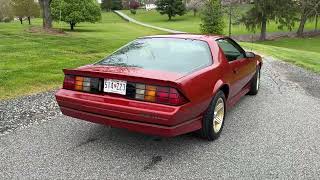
[96, 38, 212, 74]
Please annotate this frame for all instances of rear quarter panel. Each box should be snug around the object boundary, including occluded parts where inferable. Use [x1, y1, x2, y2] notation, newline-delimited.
[256, 55, 263, 66]
[175, 40, 227, 120]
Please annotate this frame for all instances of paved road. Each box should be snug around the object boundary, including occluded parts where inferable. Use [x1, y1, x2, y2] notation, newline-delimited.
[114, 11, 185, 34]
[1, 57, 320, 179]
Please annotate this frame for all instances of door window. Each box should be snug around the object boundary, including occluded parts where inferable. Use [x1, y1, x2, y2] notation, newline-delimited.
[216, 39, 245, 61]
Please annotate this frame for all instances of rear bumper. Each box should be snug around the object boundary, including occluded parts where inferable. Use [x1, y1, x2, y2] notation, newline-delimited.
[55, 89, 202, 137]
[60, 106, 202, 137]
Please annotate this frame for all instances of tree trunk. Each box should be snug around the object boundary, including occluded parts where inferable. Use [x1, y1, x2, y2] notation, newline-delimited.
[297, 13, 307, 37]
[70, 22, 75, 30]
[28, 17, 31, 25]
[228, 5, 232, 37]
[39, 0, 52, 29]
[193, 9, 197, 16]
[260, 15, 267, 41]
[168, 14, 172, 21]
[315, 14, 318, 32]
[19, 17, 23, 24]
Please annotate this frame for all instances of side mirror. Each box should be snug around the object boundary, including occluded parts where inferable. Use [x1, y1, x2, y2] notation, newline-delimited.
[245, 52, 255, 58]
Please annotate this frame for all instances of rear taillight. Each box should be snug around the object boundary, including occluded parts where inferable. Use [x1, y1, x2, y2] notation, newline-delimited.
[127, 83, 188, 106]
[63, 75, 187, 106]
[63, 75, 75, 90]
[63, 75, 100, 92]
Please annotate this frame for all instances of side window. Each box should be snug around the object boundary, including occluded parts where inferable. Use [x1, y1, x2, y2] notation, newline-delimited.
[216, 39, 245, 61]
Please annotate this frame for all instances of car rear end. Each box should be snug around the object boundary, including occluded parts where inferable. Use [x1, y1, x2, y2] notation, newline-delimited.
[55, 37, 213, 137]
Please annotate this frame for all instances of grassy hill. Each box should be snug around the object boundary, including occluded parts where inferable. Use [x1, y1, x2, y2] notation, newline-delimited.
[121, 9, 317, 35]
[0, 12, 163, 100]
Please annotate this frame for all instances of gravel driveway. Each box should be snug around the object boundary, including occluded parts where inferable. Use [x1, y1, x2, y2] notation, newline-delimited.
[1, 57, 320, 179]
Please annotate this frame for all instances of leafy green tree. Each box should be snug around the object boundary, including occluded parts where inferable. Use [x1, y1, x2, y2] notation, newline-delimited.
[101, 0, 113, 11]
[51, 0, 101, 30]
[315, 4, 320, 31]
[296, 0, 320, 36]
[200, 0, 224, 34]
[11, 0, 40, 25]
[156, 0, 186, 20]
[0, 0, 14, 22]
[240, 0, 297, 41]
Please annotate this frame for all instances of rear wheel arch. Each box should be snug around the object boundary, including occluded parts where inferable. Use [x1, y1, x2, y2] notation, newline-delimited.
[213, 80, 230, 100]
[256, 55, 263, 68]
[219, 84, 229, 100]
[257, 62, 262, 69]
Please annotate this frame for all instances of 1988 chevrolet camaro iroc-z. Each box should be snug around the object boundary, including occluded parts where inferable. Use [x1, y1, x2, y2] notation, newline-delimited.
[55, 34, 262, 141]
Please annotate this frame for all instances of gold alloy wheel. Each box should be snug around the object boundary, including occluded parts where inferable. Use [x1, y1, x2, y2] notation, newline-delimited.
[256, 70, 260, 91]
[213, 98, 225, 133]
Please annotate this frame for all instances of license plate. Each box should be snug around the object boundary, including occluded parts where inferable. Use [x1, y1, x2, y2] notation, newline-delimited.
[103, 79, 127, 95]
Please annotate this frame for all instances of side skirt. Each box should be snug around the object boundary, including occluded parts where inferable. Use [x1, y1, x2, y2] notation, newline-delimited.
[226, 84, 250, 110]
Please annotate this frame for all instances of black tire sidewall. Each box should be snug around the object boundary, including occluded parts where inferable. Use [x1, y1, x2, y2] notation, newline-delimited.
[248, 67, 260, 95]
[202, 91, 226, 141]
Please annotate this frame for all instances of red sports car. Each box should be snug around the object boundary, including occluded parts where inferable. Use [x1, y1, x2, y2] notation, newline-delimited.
[55, 34, 262, 141]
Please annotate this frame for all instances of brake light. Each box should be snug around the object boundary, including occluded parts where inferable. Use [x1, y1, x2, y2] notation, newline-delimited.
[63, 75, 100, 92]
[127, 83, 188, 106]
[63, 75, 75, 90]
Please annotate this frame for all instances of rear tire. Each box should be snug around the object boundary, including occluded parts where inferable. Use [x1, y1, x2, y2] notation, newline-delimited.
[248, 66, 261, 95]
[199, 91, 226, 141]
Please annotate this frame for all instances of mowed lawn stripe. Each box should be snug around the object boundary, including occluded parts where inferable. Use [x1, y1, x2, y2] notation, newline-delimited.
[121, 9, 318, 35]
[241, 37, 320, 73]
[0, 12, 163, 100]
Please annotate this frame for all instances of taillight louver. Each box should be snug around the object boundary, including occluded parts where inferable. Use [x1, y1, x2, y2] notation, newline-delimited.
[63, 75, 187, 106]
[125, 83, 187, 106]
[63, 75, 100, 92]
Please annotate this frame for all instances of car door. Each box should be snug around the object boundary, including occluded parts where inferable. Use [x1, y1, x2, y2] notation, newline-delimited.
[216, 38, 254, 98]
[226, 38, 256, 88]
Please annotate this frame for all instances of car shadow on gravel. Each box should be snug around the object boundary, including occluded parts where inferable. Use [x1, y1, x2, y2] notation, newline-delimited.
[65, 95, 255, 171]
[68, 123, 214, 167]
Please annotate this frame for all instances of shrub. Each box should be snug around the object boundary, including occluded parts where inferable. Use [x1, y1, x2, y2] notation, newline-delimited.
[130, 9, 137, 14]
[129, 0, 139, 10]
[3, 17, 13, 23]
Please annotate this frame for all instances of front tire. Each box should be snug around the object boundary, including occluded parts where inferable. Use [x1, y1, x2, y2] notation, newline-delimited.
[248, 66, 261, 95]
[199, 91, 226, 141]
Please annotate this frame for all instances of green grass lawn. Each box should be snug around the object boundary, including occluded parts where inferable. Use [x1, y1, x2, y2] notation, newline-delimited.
[240, 36, 320, 73]
[121, 9, 317, 35]
[0, 12, 162, 100]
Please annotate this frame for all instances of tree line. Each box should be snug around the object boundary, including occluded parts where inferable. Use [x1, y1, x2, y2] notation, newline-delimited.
[151, 0, 320, 40]
[0, 0, 101, 30]
[241, 0, 320, 40]
[1, 0, 319, 40]
[0, 0, 40, 25]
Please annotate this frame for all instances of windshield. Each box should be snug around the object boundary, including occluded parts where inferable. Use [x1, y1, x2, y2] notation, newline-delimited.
[96, 38, 212, 74]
